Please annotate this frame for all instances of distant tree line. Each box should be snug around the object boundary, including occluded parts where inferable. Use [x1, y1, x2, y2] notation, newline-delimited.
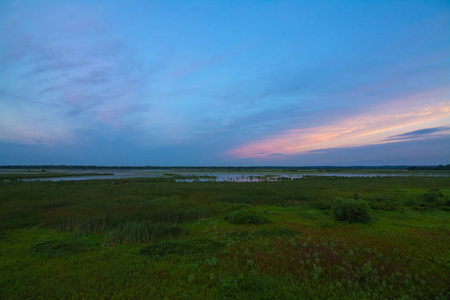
[407, 165, 450, 171]
[0, 165, 399, 171]
[1, 165, 448, 171]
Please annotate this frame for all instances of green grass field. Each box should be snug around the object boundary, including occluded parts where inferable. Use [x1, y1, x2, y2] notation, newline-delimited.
[1, 176, 449, 299]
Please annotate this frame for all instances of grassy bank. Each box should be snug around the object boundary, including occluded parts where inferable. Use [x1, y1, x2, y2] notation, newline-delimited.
[1, 176, 449, 299]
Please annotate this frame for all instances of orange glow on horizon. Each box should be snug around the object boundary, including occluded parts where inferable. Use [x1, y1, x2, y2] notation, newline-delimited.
[228, 95, 450, 159]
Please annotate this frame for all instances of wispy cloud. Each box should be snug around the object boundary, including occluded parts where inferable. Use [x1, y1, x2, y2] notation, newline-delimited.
[0, 1, 155, 145]
[267, 153, 284, 156]
[385, 126, 450, 141]
[228, 90, 450, 159]
[291, 135, 450, 166]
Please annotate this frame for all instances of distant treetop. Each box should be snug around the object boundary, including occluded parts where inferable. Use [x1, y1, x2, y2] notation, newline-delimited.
[407, 165, 450, 171]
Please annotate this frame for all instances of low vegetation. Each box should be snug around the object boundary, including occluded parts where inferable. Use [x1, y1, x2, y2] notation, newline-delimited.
[0, 175, 449, 299]
[225, 209, 271, 225]
[332, 198, 372, 223]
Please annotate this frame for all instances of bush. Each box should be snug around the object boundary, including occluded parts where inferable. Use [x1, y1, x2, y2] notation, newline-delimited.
[404, 198, 418, 207]
[423, 189, 443, 204]
[225, 210, 271, 225]
[332, 198, 372, 223]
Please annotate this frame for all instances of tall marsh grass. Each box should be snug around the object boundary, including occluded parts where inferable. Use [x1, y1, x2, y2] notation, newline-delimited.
[42, 198, 237, 243]
[0, 176, 449, 299]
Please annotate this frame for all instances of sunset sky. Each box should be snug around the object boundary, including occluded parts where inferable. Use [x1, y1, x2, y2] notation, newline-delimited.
[1, 0, 449, 166]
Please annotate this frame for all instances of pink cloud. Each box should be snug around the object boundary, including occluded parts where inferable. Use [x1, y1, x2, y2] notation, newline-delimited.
[228, 90, 450, 159]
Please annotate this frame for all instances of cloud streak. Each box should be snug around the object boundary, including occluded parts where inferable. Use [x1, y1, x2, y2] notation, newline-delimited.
[385, 126, 450, 142]
[228, 90, 450, 159]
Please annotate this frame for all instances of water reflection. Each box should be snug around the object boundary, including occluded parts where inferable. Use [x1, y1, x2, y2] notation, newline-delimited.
[17, 170, 448, 182]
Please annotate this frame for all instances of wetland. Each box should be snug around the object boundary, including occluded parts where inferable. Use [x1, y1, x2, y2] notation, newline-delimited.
[1, 170, 449, 299]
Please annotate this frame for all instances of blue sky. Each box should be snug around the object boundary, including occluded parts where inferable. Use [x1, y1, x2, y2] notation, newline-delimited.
[0, 0, 449, 166]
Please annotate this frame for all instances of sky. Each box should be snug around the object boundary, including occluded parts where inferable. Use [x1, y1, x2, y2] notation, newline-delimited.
[0, 0, 449, 166]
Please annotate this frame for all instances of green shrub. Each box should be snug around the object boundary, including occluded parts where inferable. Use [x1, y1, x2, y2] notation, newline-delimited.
[404, 198, 418, 207]
[225, 210, 271, 225]
[423, 189, 444, 205]
[332, 198, 372, 223]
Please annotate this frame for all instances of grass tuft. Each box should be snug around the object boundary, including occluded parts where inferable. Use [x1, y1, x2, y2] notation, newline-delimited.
[225, 210, 271, 225]
[31, 238, 98, 258]
[140, 239, 225, 258]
